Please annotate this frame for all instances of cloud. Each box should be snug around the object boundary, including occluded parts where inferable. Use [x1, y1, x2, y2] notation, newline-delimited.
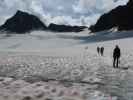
[97, 0, 128, 12]
[73, 0, 97, 14]
[57, 6, 64, 11]
[73, 0, 128, 14]
[0, 0, 129, 27]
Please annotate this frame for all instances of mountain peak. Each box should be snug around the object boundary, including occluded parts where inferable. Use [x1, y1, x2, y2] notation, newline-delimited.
[16, 10, 23, 14]
[0, 10, 86, 33]
[90, 0, 133, 32]
[0, 10, 47, 33]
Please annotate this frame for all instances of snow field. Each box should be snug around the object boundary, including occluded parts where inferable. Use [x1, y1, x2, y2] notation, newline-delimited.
[0, 50, 132, 100]
[0, 30, 133, 100]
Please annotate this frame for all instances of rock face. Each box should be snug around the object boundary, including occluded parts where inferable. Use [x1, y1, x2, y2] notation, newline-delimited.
[0, 10, 87, 33]
[90, 0, 133, 32]
[48, 23, 87, 32]
[0, 10, 47, 33]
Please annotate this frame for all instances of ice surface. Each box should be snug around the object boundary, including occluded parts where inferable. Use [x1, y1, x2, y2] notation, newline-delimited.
[0, 30, 132, 100]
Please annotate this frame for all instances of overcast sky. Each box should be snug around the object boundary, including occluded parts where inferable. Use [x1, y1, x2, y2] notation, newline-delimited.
[0, 0, 128, 27]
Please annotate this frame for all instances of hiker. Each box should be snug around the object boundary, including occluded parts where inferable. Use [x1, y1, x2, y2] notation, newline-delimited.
[97, 47, 100, 55]
[100, 47, 104, 56]
[113, 45, 121, 68]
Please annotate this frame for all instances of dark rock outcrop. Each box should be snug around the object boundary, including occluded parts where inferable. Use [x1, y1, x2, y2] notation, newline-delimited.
[90, 0, 133, 32]
[0, 10, 87, 33]
[0, 10, 47, 33]
[48, 23, 86, 32]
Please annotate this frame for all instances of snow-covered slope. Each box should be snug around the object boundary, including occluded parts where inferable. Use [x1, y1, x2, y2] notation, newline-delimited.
[0, 30, 133, 100]
[0, 30, 133, 55]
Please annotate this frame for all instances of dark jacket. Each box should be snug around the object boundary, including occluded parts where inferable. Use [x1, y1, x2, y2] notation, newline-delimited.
[113, 47, 121, 58]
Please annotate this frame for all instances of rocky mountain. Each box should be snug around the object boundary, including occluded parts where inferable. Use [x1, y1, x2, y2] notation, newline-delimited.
[0, 10, 47, 33]
[90, 0, 133, 32]
[0, 10, 86, 33]
[48, 23, 86, 32]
